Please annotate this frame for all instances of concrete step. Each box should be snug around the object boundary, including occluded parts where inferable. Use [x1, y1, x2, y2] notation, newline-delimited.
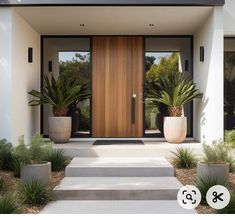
[53, 177, 182, 200]
[65, 157, 175, 177]
[40, 200, 197, 214]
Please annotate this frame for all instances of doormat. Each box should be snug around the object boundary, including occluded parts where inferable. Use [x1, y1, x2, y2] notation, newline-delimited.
[93, 140, 144, 145]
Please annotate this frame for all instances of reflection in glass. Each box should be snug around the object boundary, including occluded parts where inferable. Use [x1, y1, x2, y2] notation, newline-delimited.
[224, 52, 235, 130]
[59, 52, 91, 137]
[144, 52, 179, 137]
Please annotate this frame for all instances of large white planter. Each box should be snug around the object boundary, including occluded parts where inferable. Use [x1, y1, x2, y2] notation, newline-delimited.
[21, 162, 51, 185]
[48, 117, 71, 143]
[163, 116, 187, 143]
[197, 162, 229, 183]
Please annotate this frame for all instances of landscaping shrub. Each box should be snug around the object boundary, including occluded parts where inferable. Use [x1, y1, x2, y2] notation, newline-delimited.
[0, 193, 21, 214]
[19, 179, 52, 205]
[44, 148, 70, 171]
[13, 134, 52, 166]
[0, 178, 6, 194]
[171, 147, 197, 168]
[0, 139, 14, 171]
[203, 140, 235, 172]
[224, 130, 235, 148]
[218, 190, 235, 214]
[11, 158, 21, 178]
[196, 175, 227, 204]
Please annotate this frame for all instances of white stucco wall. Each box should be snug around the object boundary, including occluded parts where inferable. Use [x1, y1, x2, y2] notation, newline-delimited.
[0, 8, 12, 141]
[223, 0, 235, 36]
[0, 8, 40, 145]
[11, 9, 40, 145]
[194, 7, 224, 143]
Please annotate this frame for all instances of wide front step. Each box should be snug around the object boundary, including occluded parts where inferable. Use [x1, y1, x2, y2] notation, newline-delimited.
[40, 200, 197, 214]
[53, 177, 182, 200]
[65, 157, 174, 177]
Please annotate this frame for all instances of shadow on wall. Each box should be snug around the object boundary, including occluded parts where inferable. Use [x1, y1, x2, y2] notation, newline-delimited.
[199, 97, 209, 137]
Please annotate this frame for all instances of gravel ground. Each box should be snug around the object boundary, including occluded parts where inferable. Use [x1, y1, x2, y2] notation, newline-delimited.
[0, 170, 64, 214]
[175, 167, 235, 214]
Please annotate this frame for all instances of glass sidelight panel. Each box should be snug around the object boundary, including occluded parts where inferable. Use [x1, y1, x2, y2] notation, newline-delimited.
[145, 52, 180, 136]
[224, 39, 235, 133]
[42, 37, 91, 137]
[59, 51, 91, 137]
[144, 37, 193, 137]
[224, 51, 235, 130]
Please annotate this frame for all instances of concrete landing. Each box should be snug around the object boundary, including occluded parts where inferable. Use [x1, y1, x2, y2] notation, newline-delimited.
[65, 157, 174, 177]
[53, 177, 182, 200]
[54, 141, 203, 158]
[40, 200, 197, 214]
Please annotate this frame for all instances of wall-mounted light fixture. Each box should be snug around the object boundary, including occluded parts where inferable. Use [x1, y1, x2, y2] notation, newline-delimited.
[28, 47, 33, 63]
[48, 61, 53, 72]
[185, 60, 189, 71]
[200, 46, 204, 62]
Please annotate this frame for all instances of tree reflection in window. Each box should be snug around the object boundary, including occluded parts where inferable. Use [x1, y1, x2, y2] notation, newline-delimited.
[144, 52, 179, 137]
[59, 52, 91, 137]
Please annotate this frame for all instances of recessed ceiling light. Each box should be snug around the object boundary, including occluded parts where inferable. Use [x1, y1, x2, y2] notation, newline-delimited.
[149, 24, 155, 27]
[80, 24, 85, 27]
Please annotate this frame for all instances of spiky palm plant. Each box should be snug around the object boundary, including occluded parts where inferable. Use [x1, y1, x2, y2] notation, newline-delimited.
[28, 74, 91, 116]
[146, 72, 203, 116]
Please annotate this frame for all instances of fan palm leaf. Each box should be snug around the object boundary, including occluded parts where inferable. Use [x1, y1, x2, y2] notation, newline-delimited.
[28, 74, 91, 116]
[146, 72, 203, 116]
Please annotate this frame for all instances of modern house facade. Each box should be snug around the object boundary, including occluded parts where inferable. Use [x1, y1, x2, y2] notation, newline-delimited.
[1, 0, 235, 145]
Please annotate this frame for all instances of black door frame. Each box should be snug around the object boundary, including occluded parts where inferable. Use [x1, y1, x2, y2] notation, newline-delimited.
[40, 35, 194, 138]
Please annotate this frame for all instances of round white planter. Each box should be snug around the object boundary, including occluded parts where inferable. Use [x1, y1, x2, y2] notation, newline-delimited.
[163, 116, 187, 143]
[48, 117, 71, 143]
[197, 162, 229, 183]
[21, 162, 51, 185]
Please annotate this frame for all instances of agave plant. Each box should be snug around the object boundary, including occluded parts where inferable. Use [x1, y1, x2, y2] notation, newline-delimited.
[146, 72, 203, 117]
[28, 74, 91, 116]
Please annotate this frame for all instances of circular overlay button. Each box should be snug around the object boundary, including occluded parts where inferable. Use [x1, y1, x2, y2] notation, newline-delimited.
[177, 185, 201, 209]
[206, 185, 231, 210]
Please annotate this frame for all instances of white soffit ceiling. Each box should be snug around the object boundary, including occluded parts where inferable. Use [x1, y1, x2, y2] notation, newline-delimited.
[14, 6, 213, 35]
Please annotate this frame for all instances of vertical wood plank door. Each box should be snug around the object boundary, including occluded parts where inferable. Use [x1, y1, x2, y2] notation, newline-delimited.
[92, 37, 143, 137]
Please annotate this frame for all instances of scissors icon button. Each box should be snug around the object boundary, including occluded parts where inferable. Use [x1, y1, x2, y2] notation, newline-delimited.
[206, 185, 230, 210]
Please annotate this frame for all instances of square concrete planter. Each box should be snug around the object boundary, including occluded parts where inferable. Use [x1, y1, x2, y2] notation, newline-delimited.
[21, 162, 51, 185]
[197, 162, 229, 183]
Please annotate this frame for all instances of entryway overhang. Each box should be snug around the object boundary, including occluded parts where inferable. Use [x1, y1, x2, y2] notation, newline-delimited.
[14, 6, 213, 35]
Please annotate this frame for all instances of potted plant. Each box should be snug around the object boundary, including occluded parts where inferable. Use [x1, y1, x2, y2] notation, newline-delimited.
[146, 72, 203, 143]
[28, 74, 90, 143]
[197, 140, 234, 183]
[13, 133, 52, 184]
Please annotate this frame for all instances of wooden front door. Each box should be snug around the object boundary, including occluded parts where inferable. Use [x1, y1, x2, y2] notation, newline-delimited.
[92, 37, 143, 137]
